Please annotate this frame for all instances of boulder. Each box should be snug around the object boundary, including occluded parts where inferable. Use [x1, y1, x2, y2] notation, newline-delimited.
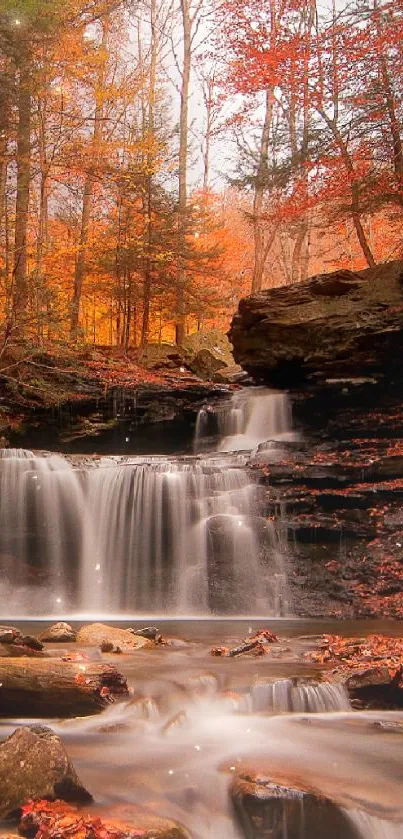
[40, 622, 77, 643]
[77, 622, 153, 650]
[0, 626, 44, 657]
[231, 771, 360, 839]
[229, 261, 403, 387]
[0, 725, 92, 819]
[345, 666, 392, 691]
[130, 626, 161, 640]
[184, 329, 240, 381]
[0, 625, 20, 644]
[138, 343, 187, 371]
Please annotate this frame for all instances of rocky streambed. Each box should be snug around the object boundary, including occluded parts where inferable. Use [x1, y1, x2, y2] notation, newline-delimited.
[0, 620, 403, 839]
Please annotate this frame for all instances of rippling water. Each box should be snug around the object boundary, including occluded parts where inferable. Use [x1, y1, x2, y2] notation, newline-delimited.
[1, 624, 402, 839]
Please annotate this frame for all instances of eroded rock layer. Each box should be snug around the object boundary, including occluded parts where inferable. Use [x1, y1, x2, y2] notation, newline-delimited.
[229, 261, 403, 387]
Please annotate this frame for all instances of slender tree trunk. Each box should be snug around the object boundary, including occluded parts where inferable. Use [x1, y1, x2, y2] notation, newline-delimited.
[202, 76, 213, 192]
[141, 0, 157, 348]
[373, 0, 403, 202]
[251, 89, 272, 293]
[319, 111, 375, 267]
[13, 50, 31, 323]
[70, 24, 108, 341]
[175, 0, 191, 345]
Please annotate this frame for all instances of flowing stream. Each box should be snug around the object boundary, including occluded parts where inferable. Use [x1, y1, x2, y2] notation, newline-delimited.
[0, 389, 402, 838]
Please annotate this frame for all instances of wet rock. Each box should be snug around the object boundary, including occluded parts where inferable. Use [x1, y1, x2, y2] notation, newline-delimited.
[40, 622, 77, 643]
[0, 626, 44, 655]
[22, 635, 44, 651]
[231, 771, 360, 839]
[0, 725, 92, 819]
[345, 666, 392, 691]
[0, 625, 20, 643]
[77, 622, 153, 650]
[130, 626, 160, 641]
[100, 640, 114, 653]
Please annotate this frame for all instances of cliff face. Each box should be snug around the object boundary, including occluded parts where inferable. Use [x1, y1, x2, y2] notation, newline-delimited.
[229, 261, 403, 620]
[229, 261, 403, 387]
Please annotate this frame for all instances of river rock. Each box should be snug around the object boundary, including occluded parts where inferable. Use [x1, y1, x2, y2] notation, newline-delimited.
[229, 260, 403, 387]
[40, 622, 77, 642]
[345, 666, 392, 691]
[77, 622, 153, 650]
[0, 725, 92, 819]
[130, 626, 161, 641]
[0, 625, 20, 643]
[0, 626, 44, 657]
[231, 771, 360, 839]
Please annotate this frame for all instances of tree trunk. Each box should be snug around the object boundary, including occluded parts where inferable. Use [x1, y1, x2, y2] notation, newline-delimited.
[373, 0, 403, 201]
[13, 50, 31, 323]
[141, 0, 158, 349]
[175, 0, 191, 345]
[70, 24, 108, 341]
[0, 659, 128, 716]
[319, 111, 376, 267]
[251, 89, 272, 293]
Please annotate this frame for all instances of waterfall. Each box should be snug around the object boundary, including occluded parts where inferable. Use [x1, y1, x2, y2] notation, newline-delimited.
[194, 387, 294, 452]
[0, 450, 289, 617]
[251, 678, 350, 713]
[0, 389, 294, 616]
[0, 450, 86, 614]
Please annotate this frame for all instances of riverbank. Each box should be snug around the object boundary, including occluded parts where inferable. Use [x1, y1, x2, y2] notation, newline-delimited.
[0, 344, 232, 451]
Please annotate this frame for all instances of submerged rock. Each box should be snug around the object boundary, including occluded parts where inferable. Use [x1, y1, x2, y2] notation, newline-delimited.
[40, 622, 77, 643]
[231, 771, 360, 839]
[77, 622, 153, 650]
[0, 725, 92, 819]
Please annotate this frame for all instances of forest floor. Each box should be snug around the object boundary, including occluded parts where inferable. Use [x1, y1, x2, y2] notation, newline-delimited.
[0, 343, 221, 441]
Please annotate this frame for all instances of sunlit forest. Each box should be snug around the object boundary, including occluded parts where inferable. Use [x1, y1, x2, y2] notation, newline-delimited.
[1, 0, 402, 348]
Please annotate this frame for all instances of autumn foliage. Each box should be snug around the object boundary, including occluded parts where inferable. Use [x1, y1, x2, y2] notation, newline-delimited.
[307, 634, 403, 687]
[0, 0, 402, 348]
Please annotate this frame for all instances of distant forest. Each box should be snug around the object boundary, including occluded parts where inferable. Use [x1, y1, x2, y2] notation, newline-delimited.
[0, 0, 402, 347]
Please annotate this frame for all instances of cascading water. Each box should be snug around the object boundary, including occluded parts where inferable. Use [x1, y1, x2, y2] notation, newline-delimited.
[251, 678, 351, 713]
[0, 449, 87, 614]
[194, 387, 294, 453]
[0, 419, 290, 616]
[0, 389, 292, 616]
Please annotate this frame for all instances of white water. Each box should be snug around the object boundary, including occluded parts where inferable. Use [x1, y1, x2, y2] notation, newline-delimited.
[5, 651, 398, 839]
[251, 678, 350, 713]
[0, 391, 292, 615]
[195, 387, 295, 453]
